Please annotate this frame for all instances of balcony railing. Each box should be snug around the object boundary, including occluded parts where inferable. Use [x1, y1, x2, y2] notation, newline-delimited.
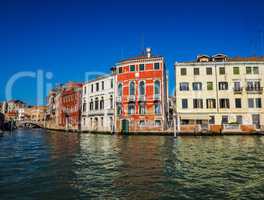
[233, 87, 243, 94]
[116, 96, 122, 103]
[246, 87, 263, 94]
[128, 95, 136, 102]
[138, 95, 146, 102]
[154, 94, 161, 101]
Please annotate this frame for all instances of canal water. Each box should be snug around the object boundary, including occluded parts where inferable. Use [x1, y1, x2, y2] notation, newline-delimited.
[0, 129, 264, 200]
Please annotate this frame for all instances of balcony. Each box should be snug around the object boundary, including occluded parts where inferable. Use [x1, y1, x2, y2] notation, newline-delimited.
[233, 87, 243, 94]
[138, 95, 146, 102]
[154, 94, 161, 101]
[128, 95, 136, 102]
[246, 87, 263, 94]
[116, 96, 122, 103]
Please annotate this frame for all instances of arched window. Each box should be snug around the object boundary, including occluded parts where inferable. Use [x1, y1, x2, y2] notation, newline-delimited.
[139, 81, 145, 96]
[95, 97, 99, 110]
[100, 97, 104, 110]
[83, 100, 87, 112]
[90, 99, 94, 111]
[110, 95, 113, 109]
[118, 83, 122, 97]
[154, 80, 161, 95]
[130, 81, 135, 96]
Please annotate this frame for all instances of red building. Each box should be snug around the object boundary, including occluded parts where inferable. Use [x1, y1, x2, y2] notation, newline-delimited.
[113, 48, 168, 133]
[58, 82, 83, 131]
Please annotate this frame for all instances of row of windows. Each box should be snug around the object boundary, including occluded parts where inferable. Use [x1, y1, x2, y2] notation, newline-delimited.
[62, 95, 76, 103]
[83, 79, 114, 95]
[83, 95, 114, 112]
[180, 66, 260, 76]
[116, 102, 161, 115]
[118, 63, 160, 74]
[179, 81, 261, 91]
[181, 98, 262, 109]
[118, 80, 161, 96]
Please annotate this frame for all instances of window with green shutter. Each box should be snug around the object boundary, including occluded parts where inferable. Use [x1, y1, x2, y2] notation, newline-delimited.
[233, 67, 240, 75]
[130, 65, 135, 72]
[139, 64, 145, 71]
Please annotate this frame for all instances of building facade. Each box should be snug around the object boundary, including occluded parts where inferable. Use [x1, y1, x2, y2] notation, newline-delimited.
[81, 75, 115, 132]
[112, 48, 168, 133]
[58, 82, 83, 131]
[175, 54, 264, 133]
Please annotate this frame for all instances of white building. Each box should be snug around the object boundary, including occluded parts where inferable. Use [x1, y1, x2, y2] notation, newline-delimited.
[81, 74, 115, 132]
[175, 54, 264, 133]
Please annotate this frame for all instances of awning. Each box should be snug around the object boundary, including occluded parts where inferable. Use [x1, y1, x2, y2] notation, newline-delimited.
[179, 114, 209, 120]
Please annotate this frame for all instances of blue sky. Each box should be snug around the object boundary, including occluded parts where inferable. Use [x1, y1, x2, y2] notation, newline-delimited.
[1, 0, 264, 105]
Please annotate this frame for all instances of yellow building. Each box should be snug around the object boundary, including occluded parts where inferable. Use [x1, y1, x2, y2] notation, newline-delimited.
[175, 54, 264, 133]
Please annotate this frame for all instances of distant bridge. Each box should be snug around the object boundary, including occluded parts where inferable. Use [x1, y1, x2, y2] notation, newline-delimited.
[17, 121, 45, 128]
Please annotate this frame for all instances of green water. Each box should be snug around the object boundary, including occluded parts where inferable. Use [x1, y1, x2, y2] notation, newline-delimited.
[0, 129, 264, 199]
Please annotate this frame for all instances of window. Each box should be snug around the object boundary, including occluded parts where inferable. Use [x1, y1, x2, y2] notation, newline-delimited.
[209, 116, 215, 124]
[207, 82, 213, 90]
[246, 67, 252, 74]
[219, 82, 228, 90]
[154, 80, 161, 96]
[154, 102, 161, 114]
[155, 120, 161, 127]
[90, 99, 94, 111]
[119, 67, 123, 74]
[130, 65, 135, 72]
[117, 104, 122, 115]
[130, 81, 135, 96]
[91, 84, 94, 93]
[181, 68, 187, 75]
[193, 99, 203, 109]
[95, 97, 99, 110]
[110, 95, 113, 109]
[84, 87, 87, 95]
[194, 68, 200, 75]
[219, 67, 225, 75]
[219, 99, 230, 108]
[128, 103, 135, 115]
[206, 99, 216, 109]
[222, 116, 228, 124]
[206, 67, 212, 75]
[247, 81, 261, 91]
[111, 79, 114, 88]
[100, 97, 104, 110]
[182, 99, 188, 109]
[139, 120, 145, 127]
[139, 81, 145, 96]
[253, 67, 259, 74]
[118, 83, 122, 96]
[139, 103, 146, 114]
[236, 116, 243, 124]
[101, 81, 104, 90]
[235, 98, 242, 108]
[96, 82, 99, 92]
[248, 98, 254, 108]
[83, 101, 87, 112]
[256, 98, 262, 108]
[193, 82, 202, 91]
[139, 64, 145, 71]
[234, 82, 241, 91]
[180, 83, 189, 91]
[154, 63, 160, 70]
[233, 67, 240, 75]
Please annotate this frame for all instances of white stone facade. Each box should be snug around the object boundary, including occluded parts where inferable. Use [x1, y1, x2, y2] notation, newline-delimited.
[81, 75, 115, 132]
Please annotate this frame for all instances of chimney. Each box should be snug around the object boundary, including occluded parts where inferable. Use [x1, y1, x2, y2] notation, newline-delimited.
[146, 48, 152, 58]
